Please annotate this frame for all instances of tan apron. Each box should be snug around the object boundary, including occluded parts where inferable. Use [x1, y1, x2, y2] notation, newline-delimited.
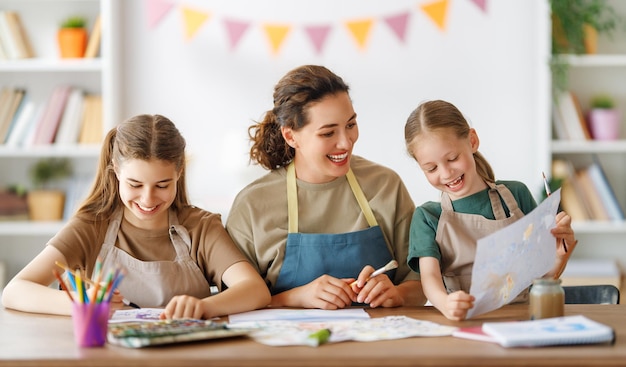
[97, 209, 212, 308]
[435, 182, 529, 303]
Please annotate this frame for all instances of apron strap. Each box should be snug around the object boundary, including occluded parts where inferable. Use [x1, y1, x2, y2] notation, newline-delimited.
[346, 169, 378, 227]
[287, 162, 298, 233]
[286, 161, 379, 233]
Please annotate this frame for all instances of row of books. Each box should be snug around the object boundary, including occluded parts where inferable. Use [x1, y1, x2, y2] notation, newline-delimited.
[552, 91, 592, 141]
[0, 86, 103, 147]
[552, 158, 625, 221]
[0, 11, 35, 60]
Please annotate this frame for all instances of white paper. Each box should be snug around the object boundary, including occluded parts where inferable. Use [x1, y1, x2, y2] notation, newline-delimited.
[466, 189, 561, 318]
[228, 308, 370, 324]
[109, 308, 165, 323]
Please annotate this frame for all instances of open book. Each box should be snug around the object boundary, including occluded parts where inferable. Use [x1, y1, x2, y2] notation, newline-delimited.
[481, 315, 615, 348]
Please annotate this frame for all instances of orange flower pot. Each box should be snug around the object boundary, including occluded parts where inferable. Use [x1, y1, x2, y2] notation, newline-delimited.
[57, 28, 87, 58]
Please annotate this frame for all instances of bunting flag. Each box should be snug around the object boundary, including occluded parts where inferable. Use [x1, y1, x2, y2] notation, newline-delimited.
[469, 0, 488, 13]
[304, 25, 332, 55]
[144, 1, 490, 56]
[180, 7, 211, 40]
[420, 0, 449, 31]
[262, 24, 291, 55]
[383, 11, 411, 43]
[223, 18, 250, 50]
[144, 0, 175, 29]
[345, 18, 374, 51]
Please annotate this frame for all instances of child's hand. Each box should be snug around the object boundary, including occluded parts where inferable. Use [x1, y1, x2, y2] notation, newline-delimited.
[161, 295, 208, 320]
[441, 291, 475, 321]
[551, 211, 577, 255]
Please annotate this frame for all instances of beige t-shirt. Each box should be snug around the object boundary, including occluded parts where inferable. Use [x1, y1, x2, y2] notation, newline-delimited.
[49, 206, 246, 292]
[226, 155, 419, 288]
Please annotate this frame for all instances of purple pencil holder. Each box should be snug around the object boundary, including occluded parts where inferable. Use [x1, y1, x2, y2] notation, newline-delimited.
[71, 302, 110, 347]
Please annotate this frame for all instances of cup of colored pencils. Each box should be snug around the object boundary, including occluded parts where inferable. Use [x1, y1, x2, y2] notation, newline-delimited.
[54, 259, 125, 347]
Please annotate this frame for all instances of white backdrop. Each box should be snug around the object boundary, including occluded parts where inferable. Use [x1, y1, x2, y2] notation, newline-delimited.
[120, 0, 551, 218]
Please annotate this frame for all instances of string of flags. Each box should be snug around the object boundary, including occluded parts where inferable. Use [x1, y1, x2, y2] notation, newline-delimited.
[144, 0, 489, 55]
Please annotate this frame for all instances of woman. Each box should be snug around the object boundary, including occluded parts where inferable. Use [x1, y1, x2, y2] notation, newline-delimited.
[226, 65, 426, 309]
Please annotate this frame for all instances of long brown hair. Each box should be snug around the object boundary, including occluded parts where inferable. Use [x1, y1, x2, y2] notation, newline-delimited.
[404, 100, 495, 183]
[76, 114, 189, 219]
[248, 65, 350, 170]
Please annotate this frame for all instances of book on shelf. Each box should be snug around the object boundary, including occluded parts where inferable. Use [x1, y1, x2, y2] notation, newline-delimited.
[4, 100, 35, 146]
[481, 315, 615, 348]
[585, 157, 625, 221]
[54, 88, 85, 145]
[78, 94, 103, 144]
[575, 168, 610, 221]
[553, 91, 590, 141]
[0, 88, 26, 143]
[0, 11, 34, 59]
[31, 85, 72, 145]
[84, 15, 102, 58]
[552, 159, 590, 221]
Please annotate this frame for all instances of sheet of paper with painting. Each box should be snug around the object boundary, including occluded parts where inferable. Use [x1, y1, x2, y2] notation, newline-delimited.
[466, 189, 561, 319]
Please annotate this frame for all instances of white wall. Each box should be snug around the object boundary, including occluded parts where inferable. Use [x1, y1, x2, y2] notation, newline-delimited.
[120, 0, 550, 217]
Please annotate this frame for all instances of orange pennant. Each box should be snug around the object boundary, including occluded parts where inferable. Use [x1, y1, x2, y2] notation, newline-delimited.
[345, 18, 374, 51]
[262, 23, 291, 55]
[180, 6, 211, 40]
[420, 0, 449, 32]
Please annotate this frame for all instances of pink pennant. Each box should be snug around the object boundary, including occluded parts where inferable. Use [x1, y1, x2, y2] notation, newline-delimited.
[469, 0, 488, 13]
[383, 11, 410, 43]
[223, 18, 251, 50]
[144, 0, 175, 29]
[304, 25, 332, 55]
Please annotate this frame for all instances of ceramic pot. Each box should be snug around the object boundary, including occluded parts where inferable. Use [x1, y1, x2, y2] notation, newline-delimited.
[588, 108, 621, 140]
[57, 28, 87, 58]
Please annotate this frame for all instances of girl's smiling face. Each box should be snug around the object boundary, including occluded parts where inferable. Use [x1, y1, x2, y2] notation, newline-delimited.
[411, 128, 487, 200]
[282, 91, 359, 184]
[115, 158, 180, 229]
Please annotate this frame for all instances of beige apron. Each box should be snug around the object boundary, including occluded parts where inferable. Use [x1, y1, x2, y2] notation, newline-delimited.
[435, 182, 529, 303]
[97, 209, 212, 308]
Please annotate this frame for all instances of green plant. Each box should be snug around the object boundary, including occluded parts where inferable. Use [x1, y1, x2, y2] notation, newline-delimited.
[29, 158, 73, 190]
[60, 16, 86, 29]
[590, 94, 615, 109]
[550, 0, 621, 97]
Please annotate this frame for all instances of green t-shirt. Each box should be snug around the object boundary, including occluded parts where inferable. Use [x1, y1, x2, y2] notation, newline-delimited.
[407, 180, 537, 273]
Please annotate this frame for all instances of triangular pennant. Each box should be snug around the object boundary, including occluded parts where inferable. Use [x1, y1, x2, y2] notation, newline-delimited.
[304, 25, 332, 55]
[144, 0, 175, 29]
[223, 18, 251, 50]
[180, 7, 211, 40]
[262, 24, 291, 55]
[383, 11, 410, 43]
[469, 0, 488, 13]
[420, 0, 449, 31]
[345, 18, 374, 51]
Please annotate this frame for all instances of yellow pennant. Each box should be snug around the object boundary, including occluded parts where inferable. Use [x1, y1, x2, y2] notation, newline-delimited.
[345, 18, 374, 51]
[420, 0, 449, 31]
[262, 24, 291, 55]
[181, 6, 211, 40]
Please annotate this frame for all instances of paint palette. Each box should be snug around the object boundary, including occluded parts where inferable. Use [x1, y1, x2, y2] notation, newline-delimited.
[107, 319, 251, 348]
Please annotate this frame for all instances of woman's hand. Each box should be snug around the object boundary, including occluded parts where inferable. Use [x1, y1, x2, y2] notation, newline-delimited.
[352, 265, 403, 308]
[274, 275, 357, 309]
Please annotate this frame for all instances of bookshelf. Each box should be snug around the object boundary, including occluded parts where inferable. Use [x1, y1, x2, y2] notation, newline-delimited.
[550, 0, 626, 275]
[0, 0, 120, 282]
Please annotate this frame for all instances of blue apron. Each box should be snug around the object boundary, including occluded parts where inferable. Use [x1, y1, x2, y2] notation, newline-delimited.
[272, 162, 396, 295]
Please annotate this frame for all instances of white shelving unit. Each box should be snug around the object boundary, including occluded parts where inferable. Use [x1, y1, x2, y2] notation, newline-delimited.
[550, 0, 626, 271]
[0, 0, 120, 284]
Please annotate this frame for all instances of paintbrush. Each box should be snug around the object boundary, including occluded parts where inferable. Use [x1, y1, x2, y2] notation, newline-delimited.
[350, 259, 398, 288]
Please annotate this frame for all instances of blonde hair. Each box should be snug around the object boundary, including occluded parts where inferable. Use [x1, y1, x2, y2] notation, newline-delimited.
[404, 100, 495, 183]
[76, 114, 189, 219]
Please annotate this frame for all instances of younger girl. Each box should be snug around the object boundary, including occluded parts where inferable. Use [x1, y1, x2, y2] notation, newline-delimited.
[404, 100, 576, 320]
[2, 114, 270, 319]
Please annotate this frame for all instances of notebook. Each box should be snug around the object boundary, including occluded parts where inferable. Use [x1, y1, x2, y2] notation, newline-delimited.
[107, 319, 252, 348]
[481, 315, 615, 348]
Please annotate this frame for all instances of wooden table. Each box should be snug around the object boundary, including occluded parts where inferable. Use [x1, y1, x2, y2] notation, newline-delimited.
[0, 304, 624, 367]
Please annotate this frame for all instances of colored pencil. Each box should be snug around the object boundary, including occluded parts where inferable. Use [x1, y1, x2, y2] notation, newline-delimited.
[52, 269, 74, 302]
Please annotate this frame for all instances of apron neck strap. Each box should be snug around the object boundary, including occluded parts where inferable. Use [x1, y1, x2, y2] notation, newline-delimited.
[286, 161, 378, 233]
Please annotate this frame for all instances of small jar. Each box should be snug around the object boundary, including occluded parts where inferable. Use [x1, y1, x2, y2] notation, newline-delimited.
[529, 278, 564, 320]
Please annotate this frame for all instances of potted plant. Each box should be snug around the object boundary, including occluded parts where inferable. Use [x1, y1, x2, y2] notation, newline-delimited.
[58, 16, 87, 58]
[26, 158, 73, 221]
[588, 94, 621, 140]
[550, 0, 620, 96]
